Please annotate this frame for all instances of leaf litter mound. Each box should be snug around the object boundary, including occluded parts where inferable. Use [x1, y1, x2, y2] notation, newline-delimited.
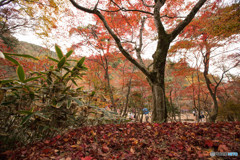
[3, 122, 240, 160]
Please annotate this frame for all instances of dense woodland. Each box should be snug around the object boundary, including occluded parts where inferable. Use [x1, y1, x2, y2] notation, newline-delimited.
[0, 0, 240, 159]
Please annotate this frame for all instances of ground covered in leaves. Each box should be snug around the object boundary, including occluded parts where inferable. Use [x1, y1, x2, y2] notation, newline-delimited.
[2, 122, 240, 160]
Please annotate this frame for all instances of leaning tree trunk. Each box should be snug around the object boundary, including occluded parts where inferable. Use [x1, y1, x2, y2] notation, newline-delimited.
[104, 56, 116, 112]
[203, 42, 219, 122]
[204, 73, 219, 122]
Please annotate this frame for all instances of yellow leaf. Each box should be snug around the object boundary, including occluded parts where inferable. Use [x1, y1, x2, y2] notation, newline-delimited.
[130, 138, 138, 145]
[130, 147, 135, 154]
[91, 130, 96, 136]
[71, 145, 79, 148]
[63, 138, 69, 142]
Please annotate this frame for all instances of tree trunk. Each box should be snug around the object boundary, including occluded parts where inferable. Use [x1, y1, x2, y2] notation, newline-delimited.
[209, 98, 218, 122]
[122, 68, 135, 117]
[197, 71, 201, 122]
[151, 82, 167, 122]
[122, 80, 132, 117]
[149, 38, 169, 123]
[175, 91, 181, 122]
[140, 110, 144, 123]
[169, 89, 176, 121]
[104, 56, 116, 112]
[106, 71, 116, 111]
[204, 75, 219, 123]
[203, 42, 218, 122]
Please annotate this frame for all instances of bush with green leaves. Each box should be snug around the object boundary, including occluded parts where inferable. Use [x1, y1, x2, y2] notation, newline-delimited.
[0, 45, 89, 151]
[0, 45, 129, 152]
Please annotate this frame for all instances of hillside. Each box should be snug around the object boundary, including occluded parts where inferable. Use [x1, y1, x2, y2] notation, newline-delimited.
[14, 41, 56, 58]
[0, 41, 56, 79]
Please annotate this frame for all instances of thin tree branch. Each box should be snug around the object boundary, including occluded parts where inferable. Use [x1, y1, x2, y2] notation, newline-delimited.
[154, 0, 167, 38]
[99, 8, 153, 15]
[94, 0, 100, 10]
[160, 15, 186, 19]
[98, 8, 121, 12]
[147, 62, 153, 70]
[0, 0, 14, 7]
[69, 0, 95, 13]
[136, 16, 147, 68]
[141, 0, 154, 8]
[170, 0, 207, 42]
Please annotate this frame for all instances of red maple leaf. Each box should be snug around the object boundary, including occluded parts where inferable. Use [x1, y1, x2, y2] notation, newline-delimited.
[218, 144, 229, 152]
[55, 135, 61, 139]
[205, 140, 213, 147]
[81, 156, 93, 160]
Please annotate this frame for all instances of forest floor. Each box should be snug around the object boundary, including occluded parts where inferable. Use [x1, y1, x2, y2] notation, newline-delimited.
[2, 122, 239, 160]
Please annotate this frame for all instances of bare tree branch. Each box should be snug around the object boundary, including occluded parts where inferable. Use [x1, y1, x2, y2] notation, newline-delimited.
[160, 15, 186, 19]
[147, 62, 154, 70]
[94, 0, 100, 10]
[0, 0, 14, 7]
[69, 0, 95, 13]
[98, 8, 121, 12]
[99, 8, 153, 15]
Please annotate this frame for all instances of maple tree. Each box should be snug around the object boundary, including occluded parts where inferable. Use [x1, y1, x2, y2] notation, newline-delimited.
[68, 0, 210, 122]
[120, 64, 136, 117]
[88, 53, 117, 110]
[70, 25, 119, 111]
[165, 60, 190, 121]
[169, 2, 240, 122]
[69, 18, 151, 116]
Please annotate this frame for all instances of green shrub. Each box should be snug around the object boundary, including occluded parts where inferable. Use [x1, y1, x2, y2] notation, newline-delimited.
[0, 45, 88, 152]
[0, 45, 129, 152]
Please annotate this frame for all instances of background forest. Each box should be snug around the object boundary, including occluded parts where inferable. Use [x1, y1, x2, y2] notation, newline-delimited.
[0, 0, 240, 159]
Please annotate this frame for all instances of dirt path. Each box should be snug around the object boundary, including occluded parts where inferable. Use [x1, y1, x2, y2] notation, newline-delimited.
[134, 113, 206, 123]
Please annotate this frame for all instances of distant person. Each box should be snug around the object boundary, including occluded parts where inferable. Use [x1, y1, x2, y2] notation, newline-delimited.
[199, 114, 204, 122]
[193, 110, 196, 116]
[129, 112, 134, 120]
[143, 108, 149, 122]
